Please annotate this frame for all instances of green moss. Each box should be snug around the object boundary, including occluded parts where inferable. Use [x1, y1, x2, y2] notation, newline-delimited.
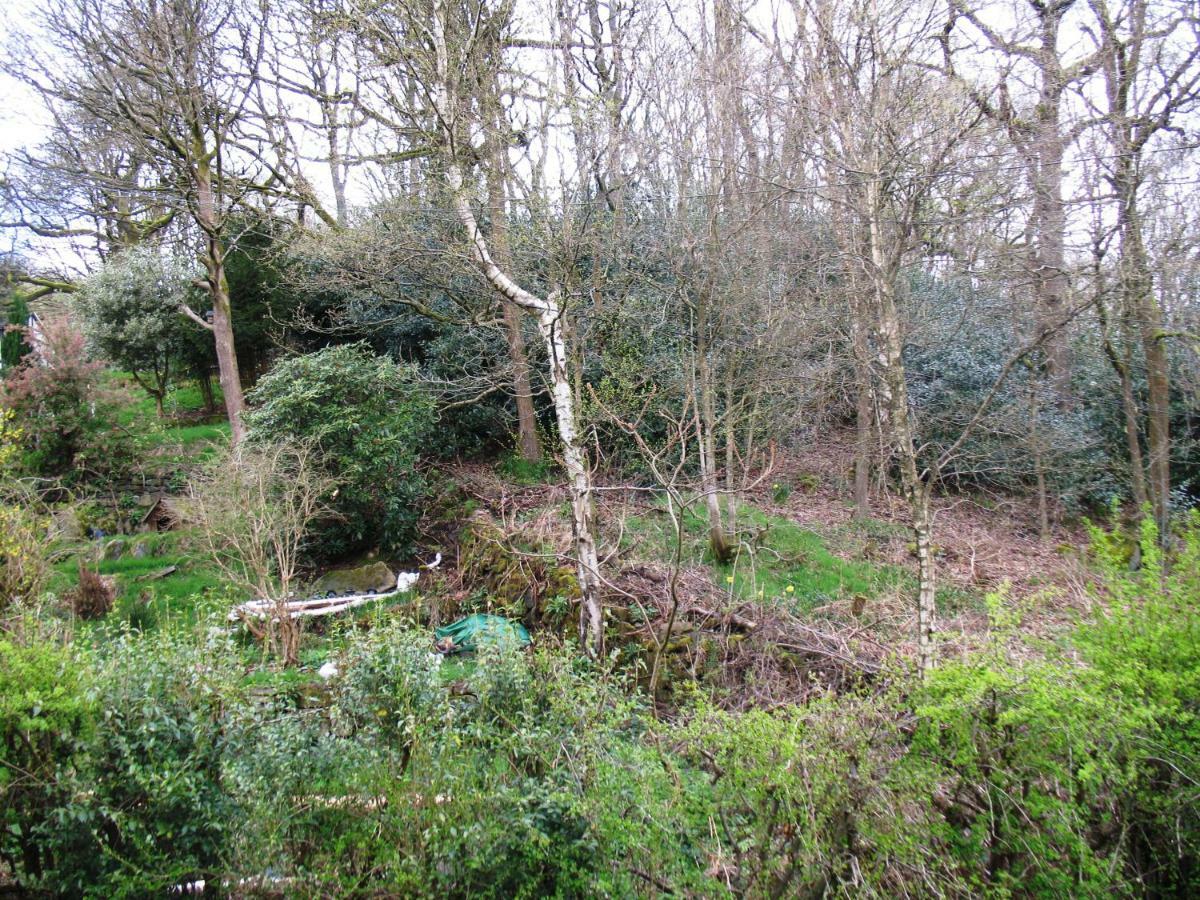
[457, 515, 579, 624]
[622, 501, 907, 610]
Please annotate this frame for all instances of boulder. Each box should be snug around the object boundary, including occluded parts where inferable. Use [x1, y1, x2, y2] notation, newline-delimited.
[310, 561, 396, 596]
[132, 541, 151, 559]
[50, 507, 84, 541]
[101, 539, 126, 561]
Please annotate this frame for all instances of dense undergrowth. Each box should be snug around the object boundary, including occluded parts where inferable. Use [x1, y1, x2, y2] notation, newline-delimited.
[2, 517, 1197, 897]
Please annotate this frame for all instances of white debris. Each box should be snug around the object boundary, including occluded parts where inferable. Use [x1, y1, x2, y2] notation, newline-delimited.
[422, 552, 443, 570]
[317, 662, 339, 680]
[229, 566, 425, 626]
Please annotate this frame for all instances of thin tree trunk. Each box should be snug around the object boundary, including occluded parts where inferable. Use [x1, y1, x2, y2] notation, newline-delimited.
[444, 162, 603, 656]
[197, 369, 216, 414]
[912, 486, 937, 672]
[486, 157, 542, 461]
[1118, 350, 1150, 510]
[695, 310, 731, 563]
[433, 0, 599, 653]
[1096, 259, 1150, 510]
[1030, 391, 1050, 542]
[724, 359, 739, 528]
[867, 185, 936, 673]
[1117, 158, 1170, 533]
[852, 309, 873, 518]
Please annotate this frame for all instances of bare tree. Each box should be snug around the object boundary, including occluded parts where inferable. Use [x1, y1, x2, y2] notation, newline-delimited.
[1080, 0, 1200, 531]
[803, 0, 988, 672]
[7, 0, 294, 443]
[190, 440, 337, 665]
[332, 0, 606, 654]
[943, 0, 1098, 399]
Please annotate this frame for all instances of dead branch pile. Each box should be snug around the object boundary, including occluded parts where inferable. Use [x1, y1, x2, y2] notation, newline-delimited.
[608, 563, 887, 709]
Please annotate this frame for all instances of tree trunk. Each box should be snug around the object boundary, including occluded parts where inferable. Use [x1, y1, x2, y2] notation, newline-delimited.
[197, 370, 216, 414]
[852, 310, 873, 519]
[724, 360, 739, 527]
[912, 486, 937, 674]
[1119, 354, 1150, 511]
[1096, 262, 1150, 510]
[444, 162, 604, 656]
[433, 2, 599, 654]
[486, 157, 542, 462]
[1030, 21, 1072, 399]
[696, 317, 731, 563]
[1117, 157, 1170, 533]
[205, 244, 246, 445]
[867, 185, 936, 674]
[195, 155, 246, 444]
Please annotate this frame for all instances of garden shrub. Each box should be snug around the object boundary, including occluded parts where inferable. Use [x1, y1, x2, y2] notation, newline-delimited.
[1079, 514, 1200, 894]
[0, 316, 137, 484]
[674, 693, 961, 897]
[0, 486, 51, 623]
[77, 247, 205, 417]
[44, 628, 246, 897]
[244, 344, 434, 559]
[906, 516, 1200, 896]
[910, 631, 1124, 896]
[0, 637, 94, 888]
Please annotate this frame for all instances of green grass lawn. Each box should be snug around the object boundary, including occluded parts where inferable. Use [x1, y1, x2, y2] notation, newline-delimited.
[108, 373, 230, 453]
[50, 530, 229, 633]
[714, 508, 907, 609]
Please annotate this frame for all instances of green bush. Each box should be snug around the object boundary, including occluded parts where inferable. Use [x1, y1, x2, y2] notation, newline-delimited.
[1, 317, 139, 484]
[78, 247, 205, 416]
[0, 637, 94, 888]
[674, 693, 960, 897]
[45, 628, 246, 897]
[244, 344, 434, 559]
[906, 516, 1200, 896]
[1080, 514, 1200, 894]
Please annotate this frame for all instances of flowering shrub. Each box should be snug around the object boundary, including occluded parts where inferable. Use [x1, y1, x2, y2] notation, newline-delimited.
[0, 316, 135, 482]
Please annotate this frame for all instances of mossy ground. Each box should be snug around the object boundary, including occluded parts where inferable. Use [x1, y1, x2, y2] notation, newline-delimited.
[621, 500, 911, 610]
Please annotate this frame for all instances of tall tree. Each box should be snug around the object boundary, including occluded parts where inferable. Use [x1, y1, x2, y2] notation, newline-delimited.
[8, 0, 293, 443]
[338, 0, 606, 654]
[944, 0, 1097, 399]
[1082, 0, 1200, 531]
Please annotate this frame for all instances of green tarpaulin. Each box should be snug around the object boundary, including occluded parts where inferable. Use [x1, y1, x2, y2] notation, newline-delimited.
[434, 614, 531, 654]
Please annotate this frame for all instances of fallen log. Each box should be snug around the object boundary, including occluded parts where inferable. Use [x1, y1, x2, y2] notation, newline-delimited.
[687, 605, 758, 631]
[136, 565, 178, 582]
